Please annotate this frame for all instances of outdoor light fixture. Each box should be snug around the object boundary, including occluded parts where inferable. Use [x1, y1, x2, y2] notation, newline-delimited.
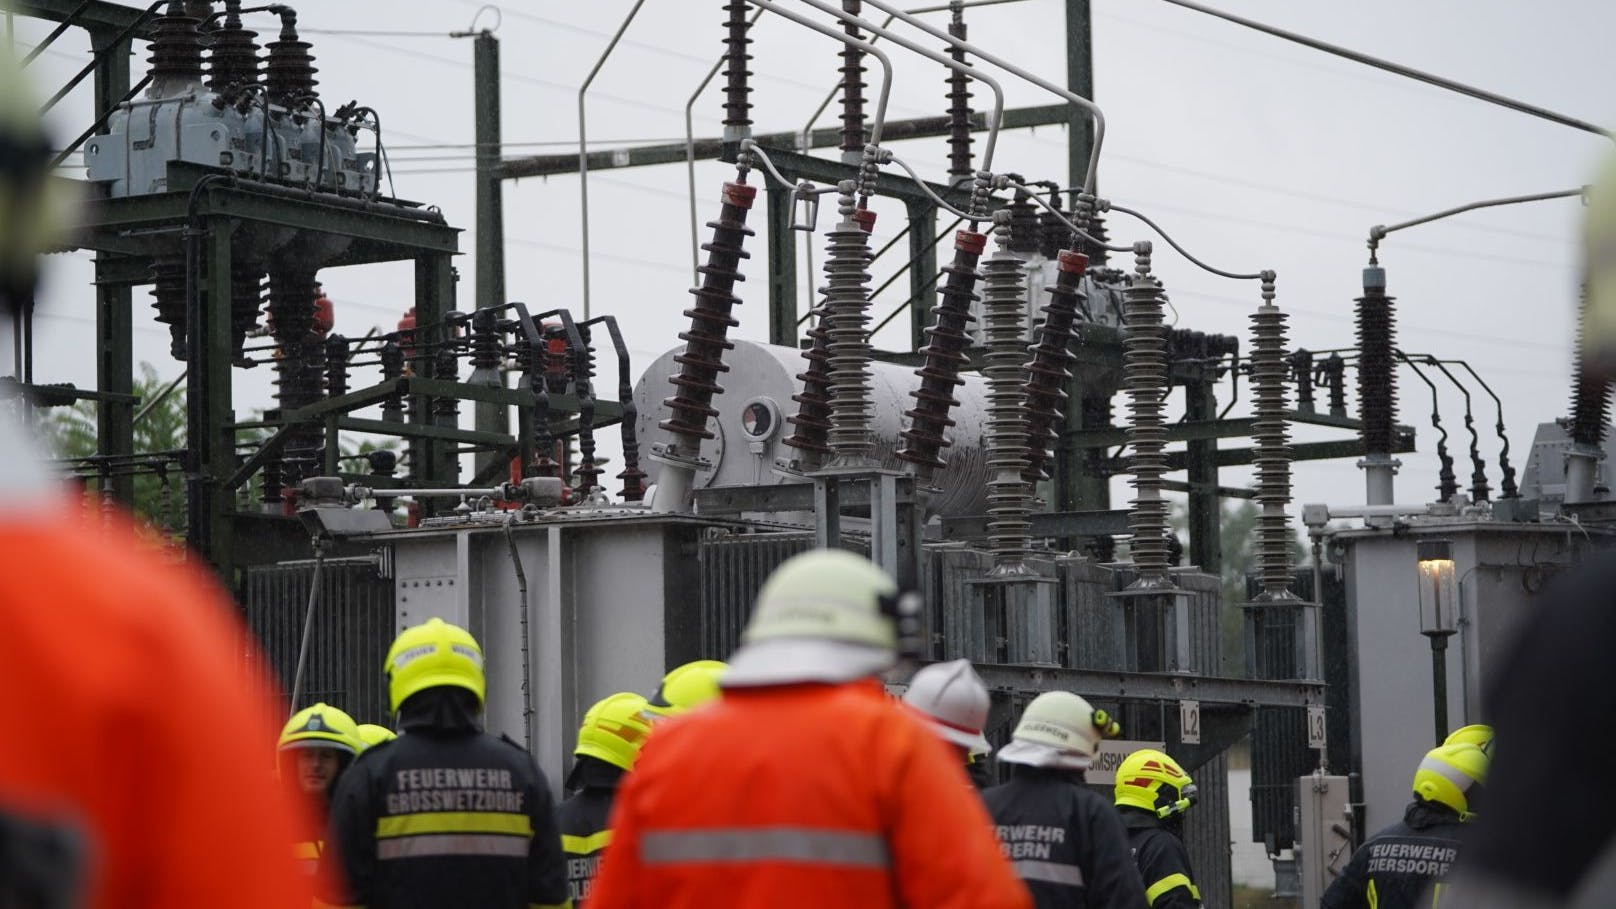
[1415, 539, 1458, 744]
[1416, 540, 1458, 636]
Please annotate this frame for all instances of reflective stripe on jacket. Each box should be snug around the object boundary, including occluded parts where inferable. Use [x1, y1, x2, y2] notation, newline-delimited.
[1321, 800, 1466, 909]
[1120, 809, 1201, 909]
[323, 727, 569, 909]
[556, 759, 624, 907]
[586, 679, 1031, 909]
[983, 767, 1150, 909]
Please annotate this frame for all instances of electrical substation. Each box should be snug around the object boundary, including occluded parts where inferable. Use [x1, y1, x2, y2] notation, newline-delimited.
[7, 1, 1609, 904]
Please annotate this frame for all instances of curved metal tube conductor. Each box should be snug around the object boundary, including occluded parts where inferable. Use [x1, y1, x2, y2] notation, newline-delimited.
[747, 0, 898, 147]
[1101, 201, 1267, 281]
[999, 179, 1129, 252]
[855, 0, 1105, 193]
[1423, 356, 1489, 501]
[1397, 349, 1457, 501]
[1368, 187, 1586, 255]
[885, 151, 975, 219]
[579, 0, 650, 319]
[1449, 359, 1516, 497]
[740, 139, 840, 198]
[791, 0, 1005, 173]
[798, 0, 1028, 155]
[1159, 0, 1614, 141]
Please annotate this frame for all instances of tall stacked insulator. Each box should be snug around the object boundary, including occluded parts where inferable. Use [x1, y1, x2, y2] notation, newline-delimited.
[1038, 195, 1074, 260]
[783, 303, 835, 468]
[1080, 210, 1111, 268]
[837, 1, 868, 160]
[148, 260, 188, 359]
[614, 332, 649, 500]
[229, 262, 264, 359]
[1004, 186, 1041, 256]
[822, 186, 877, 466]
[1123, 244, 1171, 586]
[896, 228, 986, 478]
[1021, 250, 1089, 483]
[572, 323, 603, 492]
[721, 0, 752, 138]
[653, 180, 757, 511]
[206, 0, 260, 95]
[1249, 274, 1297, 598]
[944, 3, 973, 179]
[265, 10, 317, 106]
[981, 212, 1034, 574]
[1566, 281, 1610, 502]
[148, 1, 206, 90]
[1355, 265, 1398, 505]
[267, 267, 322, 487]
[379, 340, 404, 423]
[324, 334, 350, 398]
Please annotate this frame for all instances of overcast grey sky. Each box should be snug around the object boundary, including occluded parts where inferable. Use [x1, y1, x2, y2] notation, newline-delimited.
[8, 0, 1611, 520]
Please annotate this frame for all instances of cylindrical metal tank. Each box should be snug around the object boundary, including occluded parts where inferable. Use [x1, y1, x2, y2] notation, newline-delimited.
[633, 339, 991, 516]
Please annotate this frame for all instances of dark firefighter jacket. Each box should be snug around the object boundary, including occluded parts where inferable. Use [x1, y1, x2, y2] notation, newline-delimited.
[966, 754, 993, 791]
[321, 689, 569, 909]
[1321, 798, 1467, 909]
[1120, 807, 1201, 908]
[556, 756, 624, 906]
[983, 766, 1150, 909]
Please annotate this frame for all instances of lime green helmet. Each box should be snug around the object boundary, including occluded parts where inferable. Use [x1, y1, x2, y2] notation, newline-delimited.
[1413, 742, 1489, 821]
[575, 692, 654, 771]
[644, 661, 727, 720]
[278, 703, 361, 755]
[385, 617, 486, 713]
[1443, 724, 1493, 756]
[723, 550, 902, 687]
[357, 724, 398, 750]
[1114, 749, 1197, 818]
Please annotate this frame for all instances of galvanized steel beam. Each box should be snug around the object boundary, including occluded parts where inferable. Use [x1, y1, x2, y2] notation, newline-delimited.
[495, 104, 1068, 181]
[972, 663, 1325, 708]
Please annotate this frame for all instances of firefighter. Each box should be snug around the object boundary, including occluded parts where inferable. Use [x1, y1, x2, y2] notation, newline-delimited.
[0, 33, 313, 909]
[322, 618, 569, 909]
[641, 659, 726, 721]
[557, 692, 653, 906]
[901, 658, 995, 788]
[1114, 749, 1201, 908]
[357, 723, 398, 750]
[983, 691, 1149, 909]
[1321, 742, 1488, 909]
[278, 702, 363, 873]
[588, 549, 1031, 909]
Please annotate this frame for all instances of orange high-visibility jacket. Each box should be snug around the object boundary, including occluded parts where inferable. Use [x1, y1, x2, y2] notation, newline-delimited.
[588, 679, 1032, 909]
[0, 505, 315, 909]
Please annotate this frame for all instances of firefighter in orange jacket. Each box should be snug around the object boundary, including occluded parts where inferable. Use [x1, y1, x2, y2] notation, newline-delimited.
[0, 32, 312, 909]
[587, 549, 1032, 909]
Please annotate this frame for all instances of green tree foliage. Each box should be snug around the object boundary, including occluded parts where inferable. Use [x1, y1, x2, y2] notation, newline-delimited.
[40, 362, 399, 532]
[40, 362, 187, 532]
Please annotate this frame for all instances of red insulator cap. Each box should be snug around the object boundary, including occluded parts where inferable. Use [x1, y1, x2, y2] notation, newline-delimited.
[954, 229, 987, 255]
[852, 209, 877, 233]
[1058, 250, 1090, 274]
[722, 181, 758, 208]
